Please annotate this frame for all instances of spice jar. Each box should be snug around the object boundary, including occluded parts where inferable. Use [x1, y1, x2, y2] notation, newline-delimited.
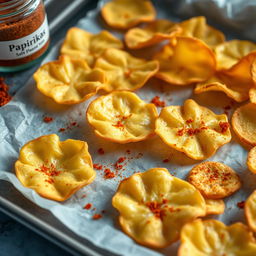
[0, 0, 50, 72]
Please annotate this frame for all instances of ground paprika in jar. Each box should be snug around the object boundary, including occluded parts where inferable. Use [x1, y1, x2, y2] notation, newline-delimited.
[0, 0, 50, 72]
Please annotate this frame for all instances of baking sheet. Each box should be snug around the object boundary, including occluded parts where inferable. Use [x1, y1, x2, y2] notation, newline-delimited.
[0, 0, 256, 255]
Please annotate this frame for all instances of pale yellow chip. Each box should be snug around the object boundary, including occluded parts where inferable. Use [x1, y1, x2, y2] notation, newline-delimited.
[101, 0, 156, 29]
[86, 91, 158, 143]
[34, 55, 105, 104]
[155, 99, 231, 160]
[112, 168, 206, 248]
[153, 37, 216, 86]
[250, 88, 256, 103]
[188, 162, 241, 199]
[94, 48, 159, 92]
[248, 147, 256, 174]
[15, 134, 96, 202]
[245, 190, 256, 232]
[179, 16, 225, 47]
[232, 103, 256, 146]
[60, 27, 123, 67]
[205, 199, 225, 215]
[124, 19, 182, 49]
[178, 219, 256, 256]
[214, 40, 256, 70]
[195, 52, 256, 102]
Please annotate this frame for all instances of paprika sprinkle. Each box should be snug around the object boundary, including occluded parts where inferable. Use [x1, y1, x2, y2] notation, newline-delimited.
[0, 0, 50, 72]
[0, 77, 12, 107]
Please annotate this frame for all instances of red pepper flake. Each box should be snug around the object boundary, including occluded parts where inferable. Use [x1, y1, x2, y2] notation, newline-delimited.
[81, 194, 87, 199]
[162, 198, 168, 204]
[104, 168, 115, 179]
[187, 128, 201, 136]
[186, 119, 193, 124]
[92, 214, 102, 220]
[163, 159, 169, 163]
[35, 163, 61, 178]
[112, 120, 124, 129]
[126, 149, 131, 154]
[71, 122, 77, 126]
[84, 203, 92, 210]
[59, 128, 66, 132]
[0, 77, 12, 107]
[219, 122, 229, 133]
[117, 157, 126, 163]
[146, 201, 165, 220]
[98, 148, 105, 155]
[93, 163, 102, 170]
[43, 116, 53, 123]
[237, 201, 245, 209]
[177, 128, 185, 136]
[151, 96, 165, 107]
[45, 178, 54, 184]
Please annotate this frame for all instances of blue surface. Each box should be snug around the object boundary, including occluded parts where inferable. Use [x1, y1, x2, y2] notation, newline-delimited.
[0, 212, 72, 256]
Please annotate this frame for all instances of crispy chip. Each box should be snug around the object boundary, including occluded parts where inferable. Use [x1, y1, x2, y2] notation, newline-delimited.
[195, 52, 256, 102]
[15, 134, 96, 201]
[124, 19, 182, 49]
[247, 147, 256, 174]
[94, 48, 159, 91]
[214, 40, 256, 70]
[232, 103, 256, 146]
[245, 190, 256, 232]
[112, 168, 206, 248]
[155, 99, 231, 160]
[101, 0, 156, 29]
[34, 55, 105, 104]
[60, 27, 123, 67]
[188, 162, 241, 199]
[180, 16, 225, 47]
[178, 219, 256, 256]
[250, 88, 256, 103]
[153, 37, 216, 86]
[86, 91, 158, 143]
[205, 199, 225, 215]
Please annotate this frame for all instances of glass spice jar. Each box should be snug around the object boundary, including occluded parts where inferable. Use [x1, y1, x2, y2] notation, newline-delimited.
[0, 0, 50, 72]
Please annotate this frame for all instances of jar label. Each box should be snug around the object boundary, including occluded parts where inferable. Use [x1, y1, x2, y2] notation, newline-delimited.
[0, 16, 49, 60]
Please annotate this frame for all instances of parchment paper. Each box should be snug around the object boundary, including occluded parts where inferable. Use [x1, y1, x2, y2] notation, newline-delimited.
[0, 1, 256, 255]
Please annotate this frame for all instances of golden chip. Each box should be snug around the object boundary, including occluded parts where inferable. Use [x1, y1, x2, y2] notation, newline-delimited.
[155, 99, 231, 160]
[153, 37, 216, 86]
[178, 219, 256, 256]
[94, 48, 159, 91]
[247, 147, 256, 174]
[232, 103, 256, 146]
[245, 190, 256, 232]
[101, 0, 156, 29]
[205, 199, 225, 215]
[124, 19, 182, 49]
[112, 168, 206, 248]
[195, 52, 256, 102]
[15, 134, 96, 201]
[188, 162, 241, 199]
[180, 16, 225, 47]
[86, 91, 158, 143]
[214, 40, 256, 70]
[250, 88, 256, 103]
[60, 27, 123, 67]
[34, 55, 105, 104]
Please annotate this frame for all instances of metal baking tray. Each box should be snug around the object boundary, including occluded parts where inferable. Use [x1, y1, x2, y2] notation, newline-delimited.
[0, 0, 116, 255]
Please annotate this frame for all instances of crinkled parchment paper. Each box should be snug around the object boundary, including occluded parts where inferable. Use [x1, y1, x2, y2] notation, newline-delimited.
[0, 1, 256, 255]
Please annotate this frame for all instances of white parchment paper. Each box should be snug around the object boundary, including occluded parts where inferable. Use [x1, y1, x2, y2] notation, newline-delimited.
[1, 1, 256, 255]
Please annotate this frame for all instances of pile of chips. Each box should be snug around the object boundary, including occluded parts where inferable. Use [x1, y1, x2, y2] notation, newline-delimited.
[14, 0, 256, 253]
